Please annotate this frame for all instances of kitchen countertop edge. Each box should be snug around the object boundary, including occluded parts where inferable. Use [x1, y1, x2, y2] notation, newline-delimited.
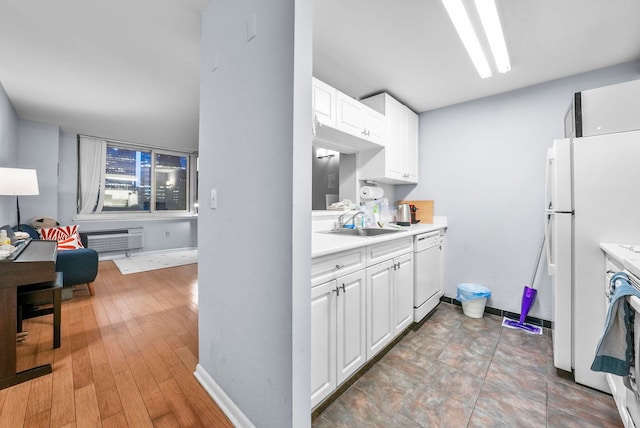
[600, 242, 640, 278]
[313, 220, 448, 258]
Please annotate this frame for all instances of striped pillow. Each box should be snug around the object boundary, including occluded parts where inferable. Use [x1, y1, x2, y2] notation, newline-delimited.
[39, 225, 84, 250]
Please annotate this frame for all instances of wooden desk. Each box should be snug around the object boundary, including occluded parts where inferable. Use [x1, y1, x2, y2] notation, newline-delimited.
[0, 239, 57, 389]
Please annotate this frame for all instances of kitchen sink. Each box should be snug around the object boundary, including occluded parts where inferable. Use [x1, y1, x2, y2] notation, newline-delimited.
[320, 228, 401, 237]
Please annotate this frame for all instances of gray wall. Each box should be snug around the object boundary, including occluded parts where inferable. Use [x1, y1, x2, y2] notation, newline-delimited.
[198, 1, 311, 426]
[18, 120, 60, 224]
[0, 81, 19, 225]
[397, 60, 640, 321]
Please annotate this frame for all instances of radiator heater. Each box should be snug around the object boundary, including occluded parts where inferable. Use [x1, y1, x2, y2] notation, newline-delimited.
[85, 228, 144, 255]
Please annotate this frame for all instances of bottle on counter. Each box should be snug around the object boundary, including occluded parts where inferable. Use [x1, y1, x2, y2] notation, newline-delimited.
[0, 230, 10, 246]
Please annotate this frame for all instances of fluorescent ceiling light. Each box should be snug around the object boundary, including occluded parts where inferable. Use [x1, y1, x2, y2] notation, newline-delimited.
[475, 0, 511, 73]
[442, 0, 492, 79]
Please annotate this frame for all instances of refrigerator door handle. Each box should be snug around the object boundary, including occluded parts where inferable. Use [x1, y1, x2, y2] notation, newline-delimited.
[545, 148, 555, 211]
[545, 212, 556, 275]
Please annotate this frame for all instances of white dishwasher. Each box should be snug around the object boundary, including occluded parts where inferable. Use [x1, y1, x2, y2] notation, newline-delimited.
[414, 231, 443, 322]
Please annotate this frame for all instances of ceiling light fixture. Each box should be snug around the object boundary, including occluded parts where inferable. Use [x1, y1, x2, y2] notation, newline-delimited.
[442, 0, 492, 79]
[474, 0, 511, 73]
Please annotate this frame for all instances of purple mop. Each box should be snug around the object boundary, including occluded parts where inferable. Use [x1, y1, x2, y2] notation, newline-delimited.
[502, 235, 545, 335]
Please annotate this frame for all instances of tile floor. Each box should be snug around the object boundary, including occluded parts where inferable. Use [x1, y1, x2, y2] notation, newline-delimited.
[313, 302, 623, 427]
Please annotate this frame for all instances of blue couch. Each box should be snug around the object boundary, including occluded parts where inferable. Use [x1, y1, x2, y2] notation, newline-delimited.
[14, 224, 99, 297]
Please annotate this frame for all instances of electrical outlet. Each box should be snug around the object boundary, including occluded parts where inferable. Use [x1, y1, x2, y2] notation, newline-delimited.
[165, 230, 171, 237]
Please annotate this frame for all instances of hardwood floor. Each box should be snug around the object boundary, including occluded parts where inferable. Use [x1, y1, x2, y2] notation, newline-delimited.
[3, 260, 233, 427]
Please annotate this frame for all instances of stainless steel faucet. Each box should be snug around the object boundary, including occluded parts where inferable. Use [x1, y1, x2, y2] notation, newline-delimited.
[338, 211, 365, 228]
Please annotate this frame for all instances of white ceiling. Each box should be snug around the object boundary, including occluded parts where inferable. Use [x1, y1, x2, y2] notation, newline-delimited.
[1, 0, 639, 150]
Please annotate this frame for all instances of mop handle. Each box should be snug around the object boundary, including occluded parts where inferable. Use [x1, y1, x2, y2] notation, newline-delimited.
[529, 234, 546, 288]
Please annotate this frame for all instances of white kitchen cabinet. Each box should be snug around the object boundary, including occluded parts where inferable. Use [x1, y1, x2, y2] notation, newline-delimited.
[336, 92, 384, 145]
[336, 269, 367, 384]
[366, 251, 414, 359]
[359, 93, 419, 184]
[404, 107, 419, 182]
[310, 269, 367, 409]
[365, 259, 393, 358]
[311, 247, 366, 287]
[311, 280, 336, 408]
[312, 77, 384, 153]
[312, 77, 336, 128]
[393, 252, 414, 334]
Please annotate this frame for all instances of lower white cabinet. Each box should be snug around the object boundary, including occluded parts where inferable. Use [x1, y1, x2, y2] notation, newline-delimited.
[366, 252, 414, 359]
[311, 237, 417, 409]
[311, 269, 366, 409]
[394, 253, 414, 333]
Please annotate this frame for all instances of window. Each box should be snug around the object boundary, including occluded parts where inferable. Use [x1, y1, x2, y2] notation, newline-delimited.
[78, 136, 196, 215]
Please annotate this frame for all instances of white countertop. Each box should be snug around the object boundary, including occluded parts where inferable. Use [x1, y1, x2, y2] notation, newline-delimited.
[600, 243, 640, 278]
[313, 220, 448, 258]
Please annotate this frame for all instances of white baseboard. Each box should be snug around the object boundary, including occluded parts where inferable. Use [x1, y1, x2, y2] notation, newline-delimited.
[194, 364, 255, 428]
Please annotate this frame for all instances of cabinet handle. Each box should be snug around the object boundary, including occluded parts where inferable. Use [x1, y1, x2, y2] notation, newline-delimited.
[340, 284, 346, 294]
[335, 264, 344, 269]
[396, 262, 401, 270]
[333, 286, 340, 296]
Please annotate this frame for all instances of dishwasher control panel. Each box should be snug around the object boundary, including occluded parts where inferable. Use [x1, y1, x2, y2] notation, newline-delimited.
[415, 231, 442, 251]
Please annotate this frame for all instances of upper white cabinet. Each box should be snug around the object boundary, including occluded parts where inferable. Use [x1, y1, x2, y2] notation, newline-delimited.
[312, 78, 336, 128]
[312, 77, 384, 153]
[359, 93, 419, 184]
[336, 92, 384, 145]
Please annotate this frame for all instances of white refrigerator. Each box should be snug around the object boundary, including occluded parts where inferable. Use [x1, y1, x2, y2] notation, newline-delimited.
[546, 129, 640, 392]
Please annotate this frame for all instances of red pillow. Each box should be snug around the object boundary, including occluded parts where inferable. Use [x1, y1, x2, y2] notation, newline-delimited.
[39, 225, 84, 251]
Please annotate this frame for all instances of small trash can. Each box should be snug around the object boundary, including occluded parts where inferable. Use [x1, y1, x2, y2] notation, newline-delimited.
[457, 283, 491, 318]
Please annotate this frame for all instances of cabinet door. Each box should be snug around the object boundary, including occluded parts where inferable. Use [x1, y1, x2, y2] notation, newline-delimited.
[385, 97, 405, 180]
[336, 92, 364, 139]
[336, 270, 367, 385]
[312, 78, 336, 128]
[394, 253, 414, 334]
[311, 280, 336, 408]
[362, 107, 384, 145]
[404, 106, 419, 183]
[366, 260, 394, 359]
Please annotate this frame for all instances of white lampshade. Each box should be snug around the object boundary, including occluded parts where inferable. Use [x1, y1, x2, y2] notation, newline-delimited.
[0, 167, 40, 196]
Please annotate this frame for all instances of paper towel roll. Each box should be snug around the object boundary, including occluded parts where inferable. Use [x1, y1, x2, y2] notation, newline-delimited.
[360, 186, 384, 199]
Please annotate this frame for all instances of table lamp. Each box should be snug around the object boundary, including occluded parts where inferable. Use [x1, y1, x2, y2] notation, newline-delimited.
[0, 167, 40, 230]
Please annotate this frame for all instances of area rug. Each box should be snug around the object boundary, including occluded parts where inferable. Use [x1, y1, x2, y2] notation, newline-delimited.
[113, 249, 197, 275]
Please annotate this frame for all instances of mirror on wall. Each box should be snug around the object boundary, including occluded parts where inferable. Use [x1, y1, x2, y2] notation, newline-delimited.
[312, 146, 340, 210]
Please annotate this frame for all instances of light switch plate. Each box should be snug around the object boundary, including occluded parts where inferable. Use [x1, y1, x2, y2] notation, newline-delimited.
[328, 174, 336, 189]
[247, 13, 256, 41]
[211, 188, 218, 209]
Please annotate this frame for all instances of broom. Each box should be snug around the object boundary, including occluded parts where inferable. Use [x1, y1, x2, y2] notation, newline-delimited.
[501, 234, 545, 335]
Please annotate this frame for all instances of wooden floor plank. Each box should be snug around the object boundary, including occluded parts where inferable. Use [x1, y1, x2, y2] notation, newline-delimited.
[125, 352, 171, 420]
[0, 261, 232, 427]
[113, 369, 154, 427]
[23, 409, 50, 428]
[74, 383, 101, 427]
[0, 382, 31, 427]
[101, 411, 128, 428]
[158, 377, 204, 428]
[50, 368, 75, 427]
[25, 374, 52, 417]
